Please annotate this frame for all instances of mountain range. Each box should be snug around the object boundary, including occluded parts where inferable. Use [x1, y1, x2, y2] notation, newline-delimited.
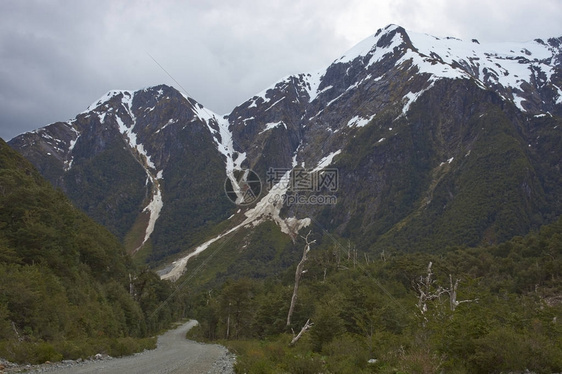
[8, 24, 562, 282]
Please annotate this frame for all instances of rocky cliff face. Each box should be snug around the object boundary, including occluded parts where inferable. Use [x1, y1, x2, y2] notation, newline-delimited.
[8, 25, 562, 276]
[9, 85, 234, 261]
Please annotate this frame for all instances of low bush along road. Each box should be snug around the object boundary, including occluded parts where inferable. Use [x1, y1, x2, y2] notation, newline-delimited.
[32, 320, 234, 374]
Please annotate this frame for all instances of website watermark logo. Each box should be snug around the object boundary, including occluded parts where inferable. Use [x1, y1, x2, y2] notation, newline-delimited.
[224, 167, 338, 206]
[266, 167, 339, 192]
[224, 169, 262, 206]
[268, 193, 337, 207]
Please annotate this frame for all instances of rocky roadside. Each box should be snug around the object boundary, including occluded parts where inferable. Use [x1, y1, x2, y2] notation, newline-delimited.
[0, 354, 114, 373]
[0, 349, 236, 374]
[206, 350, 236, 374]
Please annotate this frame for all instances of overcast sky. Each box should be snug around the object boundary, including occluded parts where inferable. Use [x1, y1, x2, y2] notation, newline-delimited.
[1, 0, 562, 140]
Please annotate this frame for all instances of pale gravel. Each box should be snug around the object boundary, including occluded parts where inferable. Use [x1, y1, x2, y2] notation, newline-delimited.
[1, 320, 235, 374]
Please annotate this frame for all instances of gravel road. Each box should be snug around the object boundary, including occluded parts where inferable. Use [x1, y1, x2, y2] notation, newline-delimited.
[22, 320, 235, 374]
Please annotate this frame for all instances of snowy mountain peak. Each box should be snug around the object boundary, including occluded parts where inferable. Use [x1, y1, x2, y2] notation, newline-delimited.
[86, 89, 134, 112]
[335, 24, 410, 65]
[314, 24, 562, 114]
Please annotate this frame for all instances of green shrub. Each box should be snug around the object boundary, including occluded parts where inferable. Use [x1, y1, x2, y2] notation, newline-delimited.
[282, 353, 324, 374]
[470, 327, 562, 374]
[0, 341, 63, 364]
[35, 342, 63, 363]
[323, 333, 371, 373]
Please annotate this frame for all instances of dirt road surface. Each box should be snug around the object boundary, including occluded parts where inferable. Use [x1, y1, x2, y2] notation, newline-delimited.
[31, 320, 234, 374]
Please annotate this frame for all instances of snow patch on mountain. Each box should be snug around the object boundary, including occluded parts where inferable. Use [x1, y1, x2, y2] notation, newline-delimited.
[347, 115, 375, 128]
[67, 125, 80, 152]
[191, 103, 248, 203]
[265, 97, 286, 112]
[556, 87, 562, 104]
[107, 91, 163, 253]
[312, 150, 341, 173]
[260, 121, 287, 134]
[120, 91, 136, 122]
[160, 224, 240, 281]
[302, 70, 325, 102]
[64, 123, 81, 171]
[368, 35, 404, 67]
[336, 35, 380, 65]
[160, 166, 311, 281]
[400, 83, 436, 116]
[160, 142, 314, 282]
[115, 111, 156, 171]
[138, 179, 163, 252]
[156, 118, 178, 133]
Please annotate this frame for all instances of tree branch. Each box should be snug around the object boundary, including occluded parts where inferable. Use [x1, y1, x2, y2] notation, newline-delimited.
[289, 319, 313, 346]
[287, 231, 315, 327]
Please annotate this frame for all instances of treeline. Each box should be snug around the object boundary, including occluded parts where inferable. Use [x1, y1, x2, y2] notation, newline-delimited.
[188, 217, 562, 373]
[0, 140, 183, 364]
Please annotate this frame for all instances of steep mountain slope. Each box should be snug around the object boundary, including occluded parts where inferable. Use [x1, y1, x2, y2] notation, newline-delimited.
[9, 85, 235, 262]
[226, 24, 562, 252]
[8, 25, 562, 280]
[0, 139, 180, 363]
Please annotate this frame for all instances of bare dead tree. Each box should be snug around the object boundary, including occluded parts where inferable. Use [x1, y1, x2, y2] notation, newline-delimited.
[448, 274, 478, 311]
[414, 262, 447, 315]
[415, 262, 477, 315]
[287, 231, 316, 328]
[289, 319, 313, 346]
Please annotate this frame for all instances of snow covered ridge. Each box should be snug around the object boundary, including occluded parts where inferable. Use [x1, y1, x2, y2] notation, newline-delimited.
[335, 23, 561, 81]
[404, 29, 562, 111]
[366, 26, 560, 110]
[243, 24, 562, 114]
[86, 89, 133, 112]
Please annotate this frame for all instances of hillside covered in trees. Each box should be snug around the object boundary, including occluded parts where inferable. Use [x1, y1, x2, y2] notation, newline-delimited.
[0, 139, 182, 364]
[187, 218, 562, 373]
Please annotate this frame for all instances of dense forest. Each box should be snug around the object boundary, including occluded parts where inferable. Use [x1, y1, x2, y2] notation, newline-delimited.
[0, 139, 184, 364]
[187, 217, 562, 373]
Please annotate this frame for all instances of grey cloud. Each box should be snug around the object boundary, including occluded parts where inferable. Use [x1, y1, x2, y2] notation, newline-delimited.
[1, 0, 561, 141]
